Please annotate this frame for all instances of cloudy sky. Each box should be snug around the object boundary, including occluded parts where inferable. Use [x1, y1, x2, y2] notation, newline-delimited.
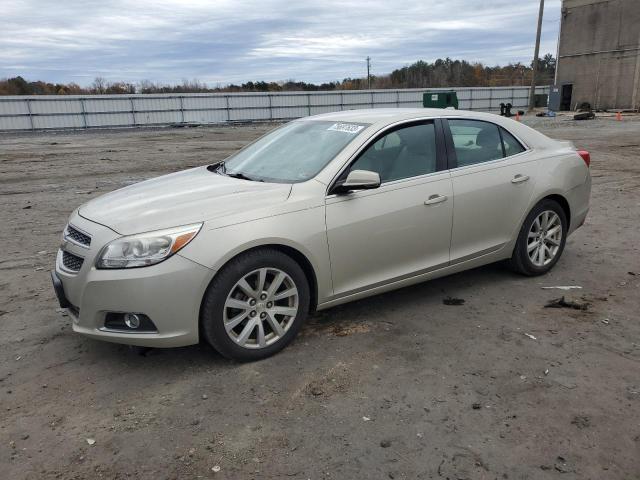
[1, 0, 561, 86]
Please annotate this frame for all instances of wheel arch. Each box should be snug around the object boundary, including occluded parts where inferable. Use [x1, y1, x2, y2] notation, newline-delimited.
[199, 242, 320, 324]
[262, 244, 319, 314]
[542, 193, 571, 226]
[509, 191, 572, 256]
[508, 192, 571, 276]
[520, 191, 571, 233]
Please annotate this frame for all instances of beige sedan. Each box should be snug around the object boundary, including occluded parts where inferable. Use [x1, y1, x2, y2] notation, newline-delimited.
[52, 109, 591, 361]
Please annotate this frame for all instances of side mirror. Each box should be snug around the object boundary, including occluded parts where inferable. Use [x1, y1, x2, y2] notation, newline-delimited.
[333, 169, 381, 194]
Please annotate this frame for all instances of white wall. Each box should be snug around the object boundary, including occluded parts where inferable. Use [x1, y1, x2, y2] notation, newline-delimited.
[0, 86, 550, 131]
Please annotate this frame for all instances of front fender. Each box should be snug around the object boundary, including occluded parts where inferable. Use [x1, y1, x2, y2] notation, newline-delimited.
[178, 206, 333, 304]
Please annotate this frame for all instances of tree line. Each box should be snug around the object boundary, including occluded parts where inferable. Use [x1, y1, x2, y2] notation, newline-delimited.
[0, 54, 555, 95]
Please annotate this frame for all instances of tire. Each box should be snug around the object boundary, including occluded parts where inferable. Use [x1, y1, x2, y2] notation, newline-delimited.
[201, 248, 310, 361]
[509, 199, 568, 276]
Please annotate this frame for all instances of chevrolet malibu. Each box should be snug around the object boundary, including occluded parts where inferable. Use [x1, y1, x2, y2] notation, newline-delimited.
[52, 109, 591, 361]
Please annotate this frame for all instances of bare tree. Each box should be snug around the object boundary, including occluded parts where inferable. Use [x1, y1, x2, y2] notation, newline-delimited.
[92, 77, 107, 94]
[138, 80, 156, 94]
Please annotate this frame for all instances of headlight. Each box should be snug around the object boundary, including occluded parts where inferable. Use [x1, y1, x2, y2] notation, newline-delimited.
[96, 223, 202, 269]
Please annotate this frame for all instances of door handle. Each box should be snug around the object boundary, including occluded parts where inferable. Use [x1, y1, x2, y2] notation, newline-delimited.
[424, 194, 448, 205]
[511, 174, 530, 184]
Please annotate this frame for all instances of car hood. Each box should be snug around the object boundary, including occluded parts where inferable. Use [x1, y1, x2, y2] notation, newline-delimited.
[78, 166, 292, 235]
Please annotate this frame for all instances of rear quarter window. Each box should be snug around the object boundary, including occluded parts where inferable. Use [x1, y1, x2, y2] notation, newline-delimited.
[500, 127, 526, 157]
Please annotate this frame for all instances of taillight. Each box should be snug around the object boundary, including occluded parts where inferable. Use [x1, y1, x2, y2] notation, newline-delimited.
[577, 150, 590, 167]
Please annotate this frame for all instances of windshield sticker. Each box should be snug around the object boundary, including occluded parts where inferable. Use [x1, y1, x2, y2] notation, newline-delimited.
[327, 123, 365, 134]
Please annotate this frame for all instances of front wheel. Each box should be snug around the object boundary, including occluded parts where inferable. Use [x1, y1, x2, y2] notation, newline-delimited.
[509, 199, 568, 276]
[201, 248, 310, 361]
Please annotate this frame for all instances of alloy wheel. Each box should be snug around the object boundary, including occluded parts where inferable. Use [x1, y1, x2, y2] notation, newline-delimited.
[527, 210, 562, 267]
[223, 268, 299, 349]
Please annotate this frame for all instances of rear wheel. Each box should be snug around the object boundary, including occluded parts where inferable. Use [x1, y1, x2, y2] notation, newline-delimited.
[201, 248, 310, 361]
[509, 199, 568, 276]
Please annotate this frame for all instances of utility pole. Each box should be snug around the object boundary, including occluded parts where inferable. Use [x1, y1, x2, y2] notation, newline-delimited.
[528, 0, 545, 111]
[366, 56, 371, 89]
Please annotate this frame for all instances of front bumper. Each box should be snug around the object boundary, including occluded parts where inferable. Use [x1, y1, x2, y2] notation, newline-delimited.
[53, 213, 215, 348]
[51, 270, 70, 309]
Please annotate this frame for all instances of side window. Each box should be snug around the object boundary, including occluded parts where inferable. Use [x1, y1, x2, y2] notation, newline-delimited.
[349, 122, 437, 183]
[500, 127, 526, 157]
[448, 119, 503, 167]
[372, 131, 401, 151]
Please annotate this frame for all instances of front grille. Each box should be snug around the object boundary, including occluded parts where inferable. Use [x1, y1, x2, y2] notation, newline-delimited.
[65, 225, 91, 247]
[62, 251, 84, 272]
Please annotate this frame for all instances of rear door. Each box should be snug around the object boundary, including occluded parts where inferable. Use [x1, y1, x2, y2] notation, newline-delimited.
[325, 119, 453, 297]
[443, 118, 538, 263]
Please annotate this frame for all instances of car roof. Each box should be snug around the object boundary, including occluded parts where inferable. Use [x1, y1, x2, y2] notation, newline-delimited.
[297, 107, 555, 151]
[298, 108, 503, 127]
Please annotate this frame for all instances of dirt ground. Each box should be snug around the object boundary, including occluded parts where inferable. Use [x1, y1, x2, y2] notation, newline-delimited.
[1, 115, 639, 480]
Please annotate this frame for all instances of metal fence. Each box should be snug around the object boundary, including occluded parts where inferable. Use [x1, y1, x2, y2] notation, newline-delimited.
[0, 86, 549, 131]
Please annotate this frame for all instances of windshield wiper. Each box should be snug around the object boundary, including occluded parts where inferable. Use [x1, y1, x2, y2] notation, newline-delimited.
[227, 171, 263, 182]
[207, 162, 262, 182]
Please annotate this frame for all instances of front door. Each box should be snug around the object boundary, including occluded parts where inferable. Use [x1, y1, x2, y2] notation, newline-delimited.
[325, 120, 453, 297]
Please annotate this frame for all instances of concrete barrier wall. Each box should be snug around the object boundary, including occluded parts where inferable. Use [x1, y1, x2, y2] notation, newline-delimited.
[0, 86, 550, 131]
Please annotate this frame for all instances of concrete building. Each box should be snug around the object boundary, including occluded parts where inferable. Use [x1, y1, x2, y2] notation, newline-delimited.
[554, 0, 640, 111]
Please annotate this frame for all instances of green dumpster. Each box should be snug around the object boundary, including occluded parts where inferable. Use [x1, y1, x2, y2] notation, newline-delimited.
[423, 91, 458, 109]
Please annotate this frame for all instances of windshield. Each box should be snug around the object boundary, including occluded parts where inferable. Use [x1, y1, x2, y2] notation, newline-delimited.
[221, 120, 369, 183]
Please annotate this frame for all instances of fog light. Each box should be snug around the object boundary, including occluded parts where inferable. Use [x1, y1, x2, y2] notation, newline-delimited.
[124, 313, 141, 329]
[103, 312, 157, 332]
